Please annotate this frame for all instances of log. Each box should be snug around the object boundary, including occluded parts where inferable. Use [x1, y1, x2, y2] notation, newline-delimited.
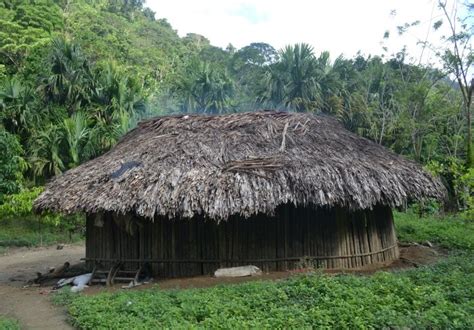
[32, 262, 70, 284]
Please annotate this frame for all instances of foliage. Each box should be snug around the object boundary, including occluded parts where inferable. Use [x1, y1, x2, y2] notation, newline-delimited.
[0, 0, 63, 76]
[395, 211, 474, 250]
[458, 168, 474, 220]
[426, 158, 471, 212]
[59, 253, 474, 329]
[0, 188, 84, 248]
[0, 129, 26, 202]
[0, 187, 43, 218]
[51, 286, 78, 306]
[176, 60, 235, 113]
[0, 35, 151, 181]
[0, 317, 20, 330]
[410, 198, 441, 216]
[0, 77, 38, 138]
[386, 0, 473, 167]
[38, 37, 94, 113]
[259, 43, 326, 111]
[436, 0, 473, 168]
[0, 215, 82, 249]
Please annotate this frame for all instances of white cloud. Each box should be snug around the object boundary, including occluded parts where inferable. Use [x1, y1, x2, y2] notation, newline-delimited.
[146, 0, 466, 63]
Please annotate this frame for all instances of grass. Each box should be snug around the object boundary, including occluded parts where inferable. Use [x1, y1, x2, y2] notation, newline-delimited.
[0, 187, 84, 252]
[53, 211, 474, 329]
[0, 317, 20, 330]
[0, 216, 83, 253]
[395, 211, 474, 250]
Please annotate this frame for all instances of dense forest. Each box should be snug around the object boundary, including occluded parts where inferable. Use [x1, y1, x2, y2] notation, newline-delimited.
[0, 0, 472, 217]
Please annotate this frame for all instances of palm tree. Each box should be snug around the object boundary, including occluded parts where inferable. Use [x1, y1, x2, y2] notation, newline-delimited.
[86, 110, 136, 156]
[259, 43, 321, 111]
[177, 61, 234, 114]
[62, 112, 90, 167]
[281, 43, 321, 111]
[38, 37, 93, 114]
[0, 77, 38, 139]
[28, 124, 65, 179]
[91, 62, 147, 124]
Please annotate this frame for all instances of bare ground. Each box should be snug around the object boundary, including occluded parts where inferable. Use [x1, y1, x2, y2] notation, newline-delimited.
[0, 244, 84, 329]
[0, 242, 443, 329]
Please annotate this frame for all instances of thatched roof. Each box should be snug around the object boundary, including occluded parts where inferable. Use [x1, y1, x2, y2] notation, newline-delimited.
[34, 111, 445, 221]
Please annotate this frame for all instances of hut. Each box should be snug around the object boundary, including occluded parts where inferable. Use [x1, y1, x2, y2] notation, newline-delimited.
[34, 111, 444, 279]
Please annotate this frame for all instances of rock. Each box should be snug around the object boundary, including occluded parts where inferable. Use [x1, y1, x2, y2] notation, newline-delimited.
[214, 265, 262, 278]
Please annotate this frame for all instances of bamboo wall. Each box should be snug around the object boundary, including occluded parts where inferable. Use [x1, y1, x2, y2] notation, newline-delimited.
[85, 204, 399, 277]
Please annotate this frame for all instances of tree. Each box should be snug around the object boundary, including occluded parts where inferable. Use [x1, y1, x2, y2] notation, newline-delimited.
[91, 61, 147, 125]
[234, 42, 278, 67]
[28, 124, 65, 179]
[62, 112, 90, 168]
[436, 0, 473, 167]
[38, 37, 93, 114]
[0, 77, 38, 140]
[259, 43, 317, 111]
[176, 61, 235, 114]
[259, 44, 341, 112]
[0, 129, 25, 201]
[227, 43, 277, 110]
[390, 0, 473, 166]
[0, 0, 62, 75]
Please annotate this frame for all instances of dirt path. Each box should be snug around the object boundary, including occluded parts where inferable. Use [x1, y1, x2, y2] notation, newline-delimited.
[0, 244, 84, 329]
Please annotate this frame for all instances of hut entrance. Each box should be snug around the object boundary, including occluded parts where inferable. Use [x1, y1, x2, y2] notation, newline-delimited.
[85, 204, 399, 278]
[86, 213, 144, 267]
[86, 213, 152, 284]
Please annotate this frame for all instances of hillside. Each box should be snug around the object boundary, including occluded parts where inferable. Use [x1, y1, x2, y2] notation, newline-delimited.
[0, 0, 472, 218]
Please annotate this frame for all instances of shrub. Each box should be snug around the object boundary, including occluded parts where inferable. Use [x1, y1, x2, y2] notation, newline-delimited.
[394, 211, 474, 250]
[0, 129, 26, 202]
[0, 317, 20, 330]
[0, 187, 85, 247]
[425, 158, 473, 216]
[0, 187, 43, 218]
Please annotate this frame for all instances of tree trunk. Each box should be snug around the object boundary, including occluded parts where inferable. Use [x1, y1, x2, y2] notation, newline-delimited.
[466, 78, 473, 168]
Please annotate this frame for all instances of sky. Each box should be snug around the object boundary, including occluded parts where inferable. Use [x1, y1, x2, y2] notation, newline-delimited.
[146, 0, 470, 64]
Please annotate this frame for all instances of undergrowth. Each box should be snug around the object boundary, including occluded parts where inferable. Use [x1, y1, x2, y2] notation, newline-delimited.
[0, 188, 84, 251]
[395, 211, 474, 250]
[0, 316, 20, 330]
[0, 217, 83, 251]
[57, 254, 474, 329]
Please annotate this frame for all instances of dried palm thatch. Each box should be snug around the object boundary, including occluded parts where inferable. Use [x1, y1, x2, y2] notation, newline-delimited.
[34, 111, 445, 221]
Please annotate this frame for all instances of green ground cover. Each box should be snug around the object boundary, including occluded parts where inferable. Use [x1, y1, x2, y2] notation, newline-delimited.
[0, 217, 83, 253]
[0, 317, 20, 330]
[0, 189, 83, 253]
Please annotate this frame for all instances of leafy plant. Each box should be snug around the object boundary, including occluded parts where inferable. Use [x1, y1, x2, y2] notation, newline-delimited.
[0, 187, 43, 218]
[0, 129, 26, 202]
[0, 316, 20, 330]
[0, 188, 84, 247]
[395, 211, 474, 250]
[60, 254, 474, 329]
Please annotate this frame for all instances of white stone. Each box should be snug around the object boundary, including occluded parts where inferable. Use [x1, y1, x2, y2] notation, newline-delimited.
[214, 265, 262, 278]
